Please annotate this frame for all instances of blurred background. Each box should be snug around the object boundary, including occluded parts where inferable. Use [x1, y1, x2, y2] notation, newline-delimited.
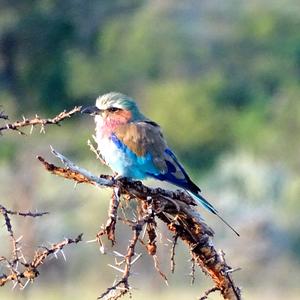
[0, 0, 300, 299]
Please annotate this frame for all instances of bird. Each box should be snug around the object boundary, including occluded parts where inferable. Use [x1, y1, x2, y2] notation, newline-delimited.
[82, 92, 239, 236]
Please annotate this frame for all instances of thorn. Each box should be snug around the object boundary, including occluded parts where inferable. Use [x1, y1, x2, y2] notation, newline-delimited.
[99, 245, 105, 254]
[20, 254, 27, 264]
[225, 267, 241, 274]
[141, 225, 147, 240]
[86, 239, 97, 244]
[21, 279, 30, 290]
[130, 253, 142, 265]
[49, 145, 55, 153]
[15, 236, 23, 243]
[12, 281, 18, 290]
[116, 286, 127, 291]
[40, 125, 45, 134]
[60, 250, 67, 261]
[107, 264, 125, 273]
[113, 251, 125, 258]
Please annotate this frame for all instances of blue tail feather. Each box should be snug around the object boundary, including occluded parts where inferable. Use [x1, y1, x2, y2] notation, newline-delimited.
[189, 191, 218, 214]
[190, 191, 240, 237]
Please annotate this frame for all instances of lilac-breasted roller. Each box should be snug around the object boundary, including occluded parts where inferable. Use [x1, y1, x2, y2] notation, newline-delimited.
[82, 92, 239, 236]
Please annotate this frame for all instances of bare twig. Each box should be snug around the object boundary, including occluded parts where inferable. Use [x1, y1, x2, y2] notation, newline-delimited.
[170, 233, 179, 273]
[0, 205, 49, 218]
[0, 106, 81, 135]
[190, 255, 196, 285]
[38, 149, 242, 300]
[200, 287, 221, 300]
[87, 138, 107, 165]
[31, 234, 83, 269]
[153, 255, 168, 285]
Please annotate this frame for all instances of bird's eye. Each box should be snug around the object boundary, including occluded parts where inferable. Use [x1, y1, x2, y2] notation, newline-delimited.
[107, 107, 119, 113]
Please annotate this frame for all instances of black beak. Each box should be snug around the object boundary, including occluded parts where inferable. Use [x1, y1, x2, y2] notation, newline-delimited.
[81, 105, 101, 116]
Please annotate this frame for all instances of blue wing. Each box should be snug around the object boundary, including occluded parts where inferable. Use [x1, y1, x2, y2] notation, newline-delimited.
[147, 148, 196, 189]
[146, 148, 219, 214]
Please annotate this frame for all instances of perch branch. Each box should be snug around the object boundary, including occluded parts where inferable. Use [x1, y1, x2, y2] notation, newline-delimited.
[38, 149, 242, 300]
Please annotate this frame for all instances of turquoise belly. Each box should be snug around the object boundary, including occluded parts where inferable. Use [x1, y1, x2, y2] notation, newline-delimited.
[100, 138, 158, 180]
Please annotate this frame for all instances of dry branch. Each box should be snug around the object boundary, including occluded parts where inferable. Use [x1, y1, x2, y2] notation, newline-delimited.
[97, 187, 120, 245]
[0, 106, 81, 135]
[38, 149, 242, 300]
[0, 203, 82, 288]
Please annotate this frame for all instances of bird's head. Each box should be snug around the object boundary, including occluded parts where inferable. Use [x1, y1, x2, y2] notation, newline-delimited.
[82, 92, 143, 126]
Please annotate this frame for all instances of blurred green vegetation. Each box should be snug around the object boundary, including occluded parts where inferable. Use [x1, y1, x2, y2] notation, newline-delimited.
[1, 0, 300, 299]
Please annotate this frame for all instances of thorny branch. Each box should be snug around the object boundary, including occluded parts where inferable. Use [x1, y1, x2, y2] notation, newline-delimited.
[0, 106, 81, 135]
[38, 148, 242, 300]
[0, 203, 83, 288]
